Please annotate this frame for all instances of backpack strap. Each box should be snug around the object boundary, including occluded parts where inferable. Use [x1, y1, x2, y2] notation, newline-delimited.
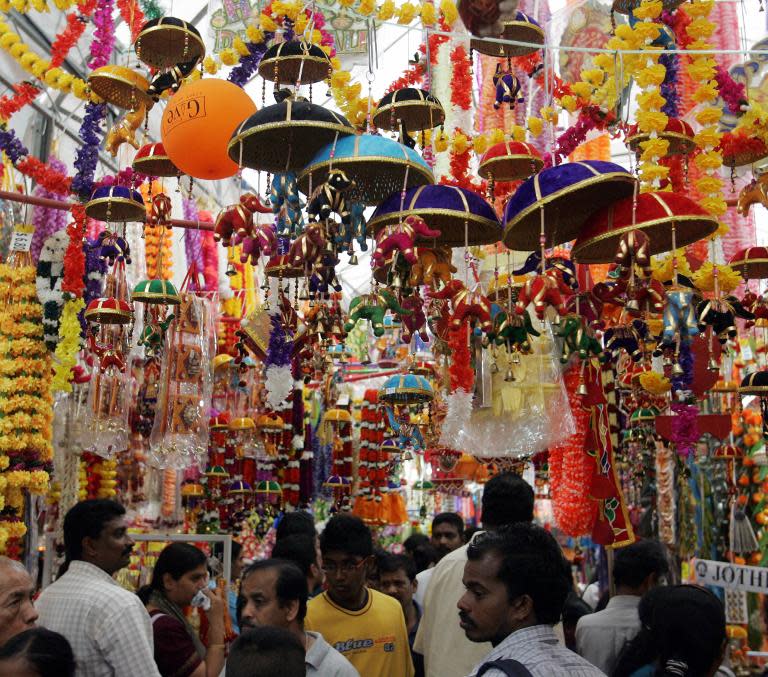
[476, 659, 534, 677]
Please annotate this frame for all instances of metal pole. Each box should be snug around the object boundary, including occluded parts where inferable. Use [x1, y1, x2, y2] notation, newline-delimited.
[0, 190, 215, 232]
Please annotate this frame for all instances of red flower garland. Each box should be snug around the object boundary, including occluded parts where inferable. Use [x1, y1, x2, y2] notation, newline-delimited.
[383, 22, 449, 95]
[15, 156, 71, 195]
[447, 322, 474, 392]
[116, 0, 145, 43]
[0, 82, 39, 122]
[450, 44, 471, 111]
[62, 203, 87, 297]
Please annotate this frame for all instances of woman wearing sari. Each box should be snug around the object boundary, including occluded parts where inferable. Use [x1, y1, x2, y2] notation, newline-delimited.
[138, 543, 226, 677]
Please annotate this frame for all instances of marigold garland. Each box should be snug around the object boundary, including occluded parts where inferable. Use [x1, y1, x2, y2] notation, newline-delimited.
[51, 297, 84, 393]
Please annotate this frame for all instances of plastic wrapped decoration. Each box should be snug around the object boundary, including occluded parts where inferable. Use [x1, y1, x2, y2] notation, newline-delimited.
[148, 292, 215, 469]
[455, 323, 574, 459]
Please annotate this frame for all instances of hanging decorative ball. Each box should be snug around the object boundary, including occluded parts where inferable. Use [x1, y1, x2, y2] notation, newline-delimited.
[132, 278, 182, 305]
[503, 160, 637, 251]
[572, 191, 719, 263]
[299, 134, 434, 206]
[228, 100, 353, 174]
[257, 40, 332, 86]
[132, 142, 180, 177]
[369, 184, 500, 247]
[87, 65, 153, 110]
[478, 140, 543, 183]
[85, 185, 147, 223]
[626, 118, 696, 157]
[161, 79, 258, 180]
[729, 246, 768, 279]
[83, 297, 134, 325]
[134, 17, 206, 71]
[372, 88, 445, 133]
[379, 372, 434, 406]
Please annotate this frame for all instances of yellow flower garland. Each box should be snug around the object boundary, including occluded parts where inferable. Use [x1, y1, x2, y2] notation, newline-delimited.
[52, 297, 84, 393]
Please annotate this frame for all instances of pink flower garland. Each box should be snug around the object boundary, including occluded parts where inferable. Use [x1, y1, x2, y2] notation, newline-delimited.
[714, 65, 747, 115]
[88, 0, 116, 70]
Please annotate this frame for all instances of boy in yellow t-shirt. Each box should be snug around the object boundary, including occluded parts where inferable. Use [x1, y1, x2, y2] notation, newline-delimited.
[306, 515, 415, 677]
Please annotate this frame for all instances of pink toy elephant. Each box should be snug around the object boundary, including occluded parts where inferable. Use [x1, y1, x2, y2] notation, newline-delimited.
[235, 222, 276, 264]
[372, 215, 442, 267]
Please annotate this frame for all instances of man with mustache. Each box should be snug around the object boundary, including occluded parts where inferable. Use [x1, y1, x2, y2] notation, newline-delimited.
[459, 525, 604, 677]
[414, 473, 534, 677]
[37, 499, 161, 677]
[414, 512, 465, 608]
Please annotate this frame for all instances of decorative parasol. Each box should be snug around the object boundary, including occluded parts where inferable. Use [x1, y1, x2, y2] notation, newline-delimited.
[503, 160, 636, 251]
[738, 370, 768, 438]
[228, 100, 353, 173]
[379, 372, 434, 405]
[264, 254, 305, 279]
[373, 88, 445, 132]
[85, 185, 146, 223]
[471, 11, 544, 57]
[134, 17, 206, 70]
[258, 40, 332, 86]
[132, 278, 181, 305]
[572, 191, 718, 263]
[729, 246, 768, 279]
[87, 65, 152, 110]
[626, 118, 696, 156]
[368, 184, 500, 247]
[83, 297, 134, 325]
[132, 142, 180, 177]
[228, 479, 253, 495]
[478, 140, 543, 184]
[298, 134, 435, 206]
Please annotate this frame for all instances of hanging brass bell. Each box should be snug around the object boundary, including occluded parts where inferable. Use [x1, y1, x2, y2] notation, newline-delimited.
[511, 352, 521, 364]
[625, 299, 640, 312]
[707, 358, 720, 372]
[490, 361, 499, 374]
[504, 368, 515, 382]
[671, 362, 685, 376]
[662, 355, 673, 367]
[225, 262, 237, 277]
[349, 254, 358, 266]
[576, 380, 589, 396]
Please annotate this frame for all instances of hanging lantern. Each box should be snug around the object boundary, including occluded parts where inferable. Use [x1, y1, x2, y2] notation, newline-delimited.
[87, 65, 153, 110]
[83, 297, 134, 325]
[132, 142, 181, 177]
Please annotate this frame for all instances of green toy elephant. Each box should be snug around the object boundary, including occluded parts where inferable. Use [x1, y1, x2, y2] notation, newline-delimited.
[556, 314, 605, 364]
[344, 290, 411, 337]
[488, 303, 540, 353]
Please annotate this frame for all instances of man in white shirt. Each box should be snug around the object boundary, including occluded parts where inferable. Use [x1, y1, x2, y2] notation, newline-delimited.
[575, 539, 669, 675]
[459, 525, 605, 677]
[36, 499, 161, 677]
[414, 513, 465, 608]
[239, 558, 359, 676]
[414, 473, 534, 677]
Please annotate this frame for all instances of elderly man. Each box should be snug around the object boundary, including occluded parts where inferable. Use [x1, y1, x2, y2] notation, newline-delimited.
[0, 557, 38, 645]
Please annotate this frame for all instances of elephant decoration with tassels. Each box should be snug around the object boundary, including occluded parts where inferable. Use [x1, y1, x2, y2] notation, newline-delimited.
[741, 290, 768, 329]
[399, 294, 429, 344]
[487, 304, 540, 353]
[214, 193, 273, 246]
[555, 314, 606, 364]
[565, 291, 605, 331]
[270, 172, 305, 238]
[335, 202, 368, 259]
[236, 222, 276, 265]
[493, 63, 524, 110]
[603, 319, 651, 362]
[308, 169, 355, 225]
[428, 279, 493, 334]
[408, 247, 457, 289]
[697, 296, 754, 345]
[147, 193, 172, 229]
[87, 332, 126, 373]
[344, 290, 412, 337]
[661, 288, 699, 346]
[373, 215, 443, 268]
[736, 174, 768, 217]
[287, 222, 329, 272]
[97, 230, 131, 266]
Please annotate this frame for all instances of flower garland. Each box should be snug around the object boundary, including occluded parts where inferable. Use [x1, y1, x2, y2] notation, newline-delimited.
[0, 19, 97, 103]
[30, 156, 68, 263]
[544, 106, 615, 168]
[659, 52, 680, 118]
[0, 253, 53, 553]
[116, 0, 145, 42]
[198, 210, 219, 293]
[684, 0, 726, 221]
[0, 82, 39, 123]
[144, 223, 172, 279]
[0, 127, 71, 194]
[264, 313, 293, 409]
[87, 0, 115, 70]
[139, 0, 163, 21]
[71, 102, 106, 201]
[51, 297, 83, 392]
[182, 198, 205, 290]
[714, 65, 747, 115]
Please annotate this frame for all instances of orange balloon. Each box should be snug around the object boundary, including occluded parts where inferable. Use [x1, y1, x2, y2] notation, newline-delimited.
[161, 79, 257, 180]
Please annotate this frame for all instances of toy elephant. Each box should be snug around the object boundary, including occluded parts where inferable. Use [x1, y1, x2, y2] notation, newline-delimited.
[214, 192, 272, 245]
[373, 216, 442, 267]
[309, 251, 343, 299]
[270, 172, 304, 237]
[97, 230, 131, 266]
[148, 59, 199, 101]
[308, 169, 355, 224]
[515, 268, 573, 320]
[147, 192, 172, 228]
[345, 290, 412, 337]
[235, 222, 276, 265]
[335, 201, 368, 253]
[603, 319, 650, 362]
[105, 104, 145, 157]
[697, 296, 754, 344]
[287, 222, 328, 271]
[556, 314, 605, 363]
[488, 303, 540, 353]
[741, 291, 768, 328]
[661, 288, 699, 345]
[408, 247, 457, 288]
[399, 293, 429, 343]
[565, 291, 605, 331]
[428, 279, 493, 334]
[493, 63, 524, 111]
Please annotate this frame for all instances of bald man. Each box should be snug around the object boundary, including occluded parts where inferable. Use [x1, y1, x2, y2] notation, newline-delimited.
[0, 557, 38, 645]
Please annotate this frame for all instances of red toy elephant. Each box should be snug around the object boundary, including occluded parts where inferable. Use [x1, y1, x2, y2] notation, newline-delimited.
[399, 293, 429, 343]
[741, 291, 768, 329]
[214, 192, 272, 245]
[147, 193, 172, 228]
[428, 279, 493, 333]
[372, 215, 442, 267]
[287, 222, 327, 270]
[515, 267, 573, 319]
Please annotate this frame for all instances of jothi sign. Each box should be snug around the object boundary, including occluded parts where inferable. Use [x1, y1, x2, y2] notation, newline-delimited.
[692, 559, 768, 594]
